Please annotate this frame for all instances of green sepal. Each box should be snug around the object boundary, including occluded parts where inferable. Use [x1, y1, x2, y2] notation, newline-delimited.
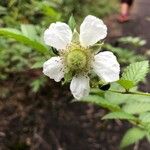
[90, 42, 104, 54]
[62, 72, 73, 85]
[72, 29, 80, 43]
[68, 15, 76, 31]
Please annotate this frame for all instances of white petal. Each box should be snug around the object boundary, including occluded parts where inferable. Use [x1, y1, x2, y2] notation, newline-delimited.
[92, 51, 120, 82]
[80, 15, 107, 47]
[70, 75, 90, 100]
[44, 22, 72, 50]
[43, 56, 65, 82]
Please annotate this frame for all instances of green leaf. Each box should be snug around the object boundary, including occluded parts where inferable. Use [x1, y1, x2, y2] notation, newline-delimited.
[80, 95, 121, 111]
[63, 72, 73, 84]
[121, 61, 149, 85]
[0, 28, 49, 55]
[120, 128, 146, 148]
[68, 15, 76, 31]
[31, 61, 44, 69]
[90, 88, 105, 97]
[139, 113, 150, 123]
[21, 24, 38, 40]
[105, 91, 130, 105]
[102, 112, 137, 121]
[40, 3, 61, 21]
[123, 102, 150, 114]
[30, 76, 47, 93]
[117, 79, 134, 90]
[118, 36, 146, 47]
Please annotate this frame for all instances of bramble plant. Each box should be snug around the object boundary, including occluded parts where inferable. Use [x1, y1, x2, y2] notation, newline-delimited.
[42, 15, 150, 149]
[0, 13, 150, 149]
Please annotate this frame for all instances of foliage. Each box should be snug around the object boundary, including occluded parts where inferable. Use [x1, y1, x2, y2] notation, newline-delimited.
[61, 0, 118, 22]
[80, 61, 150, 149]
[120, 61, 149, 90]
[118, 36, 146, 47]
[120, 128, 146, 148]
[0, 0, 118, 92]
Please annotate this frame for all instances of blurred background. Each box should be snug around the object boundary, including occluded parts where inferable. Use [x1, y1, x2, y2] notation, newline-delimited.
[0, 0, 150, 149]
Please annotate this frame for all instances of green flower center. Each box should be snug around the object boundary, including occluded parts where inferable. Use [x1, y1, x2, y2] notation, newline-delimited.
[66, 49, 87, 72]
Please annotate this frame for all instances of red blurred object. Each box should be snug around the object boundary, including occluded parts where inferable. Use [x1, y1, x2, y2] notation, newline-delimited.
[117, 14, 130, 23]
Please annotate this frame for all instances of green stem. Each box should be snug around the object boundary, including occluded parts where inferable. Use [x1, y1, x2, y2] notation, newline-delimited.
[109, 90, 150, 97]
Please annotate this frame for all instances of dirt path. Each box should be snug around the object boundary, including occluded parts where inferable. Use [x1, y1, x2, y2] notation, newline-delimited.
[108, 0, 150, 46]
[123, 0, 150, 48]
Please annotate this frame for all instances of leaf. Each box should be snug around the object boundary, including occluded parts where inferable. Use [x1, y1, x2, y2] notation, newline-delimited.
[80, 95, 121, 111]
[30, 76, 47, 93]
[21, 24, 38, 40]
[0, 28, 49, 55]
[123, 102, 150, 114]
[105, 91, 130, 105]
[40, 3, 61, 21]
[31, 61, 44, 69]
[117, 79, 134, 90]
[68, 15, 76, 31]
[102, 112, 137, 121]
[128, 95, 150, 103]
[139, 113, 150, 123]
[118, 36, 146, 47]
[120, 128, 146, 148]
[121, 61, 149, 85]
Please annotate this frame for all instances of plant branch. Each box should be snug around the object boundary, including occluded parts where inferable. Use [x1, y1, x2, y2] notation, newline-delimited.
[108, 90, 150, 97]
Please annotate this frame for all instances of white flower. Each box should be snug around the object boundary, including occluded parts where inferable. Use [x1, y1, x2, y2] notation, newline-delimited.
[43, 15, 120, 100]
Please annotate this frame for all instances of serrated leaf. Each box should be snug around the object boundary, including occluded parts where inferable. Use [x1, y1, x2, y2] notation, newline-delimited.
[121, 61, 149, 85]
[120, 128, 146, 148]
[139, 112, 150, 123]
[117, 79, 134, 90]
[0, 28, 49, 55]
[102, 112, 137, 121]
[123, 102, 150, 114]
[80, 95, 121, 111]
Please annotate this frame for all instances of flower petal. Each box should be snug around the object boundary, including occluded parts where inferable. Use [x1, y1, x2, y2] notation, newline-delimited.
[70, 75, 90, 100]
[44, 22, 72, 50]
[43, 56, 64, 82]
[80, 15, 107, 47]
[92, 51, 120, 82]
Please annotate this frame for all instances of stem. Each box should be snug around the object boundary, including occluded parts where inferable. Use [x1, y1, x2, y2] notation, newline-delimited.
[109, 90, 150, 97]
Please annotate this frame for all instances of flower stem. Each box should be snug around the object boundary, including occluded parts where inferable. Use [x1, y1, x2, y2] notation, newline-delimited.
[108, 90, 150, 96]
